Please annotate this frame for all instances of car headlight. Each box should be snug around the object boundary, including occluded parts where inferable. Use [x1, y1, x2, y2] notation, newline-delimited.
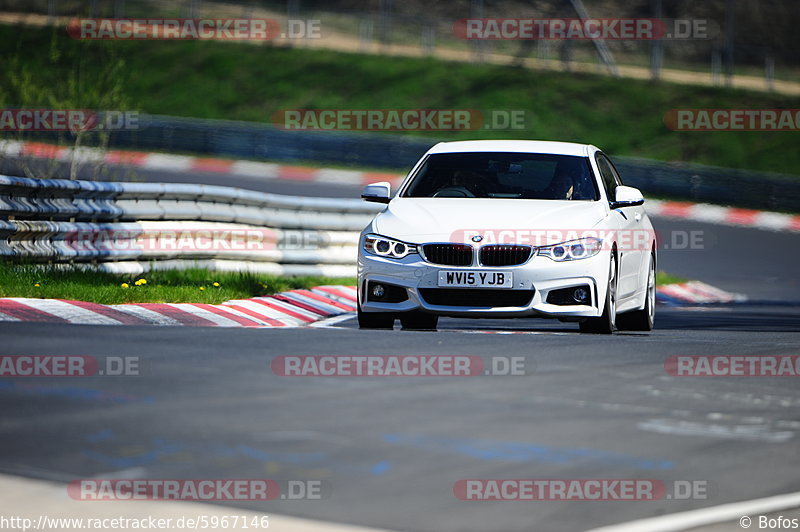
[363, 234, 418, 259]
[537, 237, 603, 261]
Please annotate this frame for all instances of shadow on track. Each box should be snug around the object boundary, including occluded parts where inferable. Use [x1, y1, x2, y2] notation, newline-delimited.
[650, 304, 800, 333]
[338, 304, 800, 334]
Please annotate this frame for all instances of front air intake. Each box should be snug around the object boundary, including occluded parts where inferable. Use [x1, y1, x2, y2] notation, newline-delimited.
[422, 244, 473, 266]
[479, 245, 532, 266]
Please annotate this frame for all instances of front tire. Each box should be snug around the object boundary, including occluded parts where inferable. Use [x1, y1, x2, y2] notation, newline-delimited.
[357, 292, 394, 329]
[400, 311, 439, 330]
[580, 253, 617, 334]
[616, 254, 655, 332]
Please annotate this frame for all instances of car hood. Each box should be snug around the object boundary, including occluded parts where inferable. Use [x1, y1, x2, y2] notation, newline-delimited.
[373, 198, 609, 244]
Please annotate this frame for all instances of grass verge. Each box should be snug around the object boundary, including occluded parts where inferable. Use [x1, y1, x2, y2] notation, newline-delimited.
[656, 272, 688, 285]
[0, 262, 684, 305]
[0, 263, 355, 305]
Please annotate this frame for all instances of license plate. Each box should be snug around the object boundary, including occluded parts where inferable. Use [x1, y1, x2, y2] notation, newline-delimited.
[438, 270, 513, 288]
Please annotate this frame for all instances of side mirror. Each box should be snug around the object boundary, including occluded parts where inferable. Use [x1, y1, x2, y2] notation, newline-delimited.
[361, 182, 391, 204]
[610, 185, 644, 209]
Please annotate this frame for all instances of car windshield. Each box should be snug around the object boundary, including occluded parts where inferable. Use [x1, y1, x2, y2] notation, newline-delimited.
[402, 152, 599, 200]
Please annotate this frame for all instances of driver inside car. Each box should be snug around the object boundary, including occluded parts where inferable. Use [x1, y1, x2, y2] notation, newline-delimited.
[543, 160, 592, 200]
[433, 170, 488, 197]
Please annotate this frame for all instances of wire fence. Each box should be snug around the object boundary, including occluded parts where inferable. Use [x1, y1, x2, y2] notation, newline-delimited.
[2, 0, 798, 87]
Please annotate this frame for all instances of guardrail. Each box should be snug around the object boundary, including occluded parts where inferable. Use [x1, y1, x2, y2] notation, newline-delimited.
[19, 114, 800, 212]
[0, 175, 381, 276]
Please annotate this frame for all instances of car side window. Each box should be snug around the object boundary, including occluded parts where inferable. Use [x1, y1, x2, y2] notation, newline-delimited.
[604, 155, 625, 187]
[595, 153, 621, 202]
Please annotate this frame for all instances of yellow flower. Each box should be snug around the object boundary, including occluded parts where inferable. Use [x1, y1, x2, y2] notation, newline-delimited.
[34, 283, 41, 287]
[135, 278, 147, 286]
[212, 282, 220, 287]
[199, 286, 205, 291]
[121, 283, 129, 288]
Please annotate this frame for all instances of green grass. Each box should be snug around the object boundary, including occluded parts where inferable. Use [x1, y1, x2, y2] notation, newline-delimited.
[0, 262, 355, 304]
[656, 271, 688, 286]
[0, 262, 685, 304]
[1, 24, 800, 175]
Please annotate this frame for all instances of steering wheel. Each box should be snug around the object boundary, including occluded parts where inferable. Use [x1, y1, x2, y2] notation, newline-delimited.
[543, 182, 575, 200]
[433, 186, 476, 198]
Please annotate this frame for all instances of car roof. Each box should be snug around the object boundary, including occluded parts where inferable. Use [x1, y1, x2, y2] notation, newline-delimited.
[427, 140, 596, 157]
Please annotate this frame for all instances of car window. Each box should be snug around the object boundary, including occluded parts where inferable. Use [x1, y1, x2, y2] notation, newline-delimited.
[595, 153, 621, 201]
[605, 155, 625, 186]
[402, 152, 599, 200]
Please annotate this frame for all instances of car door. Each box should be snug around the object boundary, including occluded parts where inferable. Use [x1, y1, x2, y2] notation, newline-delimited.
[595, 153, 640, 299]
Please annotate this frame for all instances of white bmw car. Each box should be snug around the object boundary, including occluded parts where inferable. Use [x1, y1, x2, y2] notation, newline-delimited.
[357, 140, 656, 334]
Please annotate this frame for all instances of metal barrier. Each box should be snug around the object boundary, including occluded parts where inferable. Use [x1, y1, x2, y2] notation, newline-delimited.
[21, 114, 800, 212]
[0, 175, 381, 276]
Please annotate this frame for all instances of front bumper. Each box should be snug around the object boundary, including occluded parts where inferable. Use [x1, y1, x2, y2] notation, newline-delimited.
[357, 249, 610, 318]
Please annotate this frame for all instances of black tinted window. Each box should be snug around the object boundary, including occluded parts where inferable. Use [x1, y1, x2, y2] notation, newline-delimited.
[595, 154, 621, 201]
[402, 152, 598, 200]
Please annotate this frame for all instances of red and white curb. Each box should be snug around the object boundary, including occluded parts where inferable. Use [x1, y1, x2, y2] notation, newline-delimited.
[0, 285, 357, 328]
[0, 280, 747, 327]
[646, 199, 800, 233]
[657, 281, 747, 305]
[0, 140, 405, 188]
[4, 140, 799, 233]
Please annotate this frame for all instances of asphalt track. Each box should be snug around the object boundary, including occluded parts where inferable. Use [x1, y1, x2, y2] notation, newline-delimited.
[1, 157, 799, 531]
